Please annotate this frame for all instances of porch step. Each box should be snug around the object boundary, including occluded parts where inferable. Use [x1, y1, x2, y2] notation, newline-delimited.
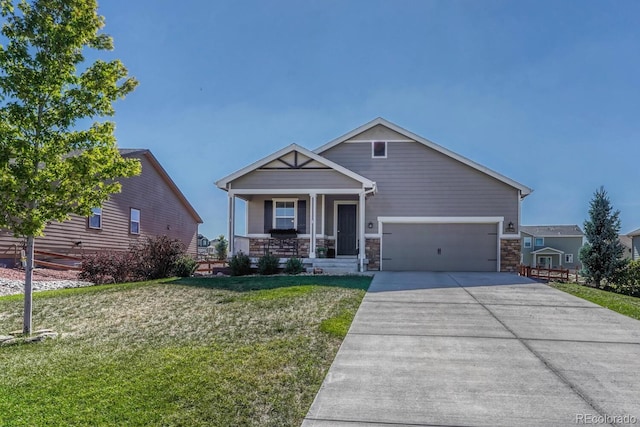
[309, 258, 359, 274]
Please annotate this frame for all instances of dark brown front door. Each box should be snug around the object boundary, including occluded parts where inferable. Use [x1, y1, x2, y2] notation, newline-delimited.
[337, 204, 357, 256]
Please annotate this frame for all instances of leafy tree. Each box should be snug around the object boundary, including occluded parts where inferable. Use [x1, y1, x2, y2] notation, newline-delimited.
[579, 186, 626, 286]
[0, 0, 140, 334]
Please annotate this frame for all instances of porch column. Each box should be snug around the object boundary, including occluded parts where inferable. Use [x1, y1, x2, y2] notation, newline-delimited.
[358, 191, 365, 272]
[309, 193, 317, 258]
[227, 192, 235, 256]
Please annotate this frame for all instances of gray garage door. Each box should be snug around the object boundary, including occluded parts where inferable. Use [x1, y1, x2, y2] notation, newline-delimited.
[382, 223, 498, 271]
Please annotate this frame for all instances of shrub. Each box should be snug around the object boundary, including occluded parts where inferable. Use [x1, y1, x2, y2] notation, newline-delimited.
[257, 253, 279, 275]
[284, 257, 304, 275]
[174, 255, 198, 277]
[229, 251, 251, 276]
[80, 251, 137, 284]
[612, 259, 640, 297]
[215, 235, 228, 261]
[133, 236, 186, 280]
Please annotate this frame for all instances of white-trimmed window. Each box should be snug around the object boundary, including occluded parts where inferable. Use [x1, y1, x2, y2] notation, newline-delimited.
[534, 237, 544, 247]
[273, 200, 296, 229]
[523, 236, 532, 248]
[372, 141, 387, 158]
[565, 254, 573, 263]
[130, 208, 140, 234]
[88, 207, 102, 229]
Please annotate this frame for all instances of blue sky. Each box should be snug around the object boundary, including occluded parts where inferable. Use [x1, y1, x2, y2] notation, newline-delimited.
[96, 0, 639, 238]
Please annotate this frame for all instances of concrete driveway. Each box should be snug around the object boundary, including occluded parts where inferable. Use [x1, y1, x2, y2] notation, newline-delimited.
[303, 272, 640, 427]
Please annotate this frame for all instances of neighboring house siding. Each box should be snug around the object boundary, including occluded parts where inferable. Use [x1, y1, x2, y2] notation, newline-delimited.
[633, 236, 640, 260]
[231, 169, 362, 190]
[0, 153, 199, 262]
[319, 140, 519, 234]
[522, 234, 583, 268]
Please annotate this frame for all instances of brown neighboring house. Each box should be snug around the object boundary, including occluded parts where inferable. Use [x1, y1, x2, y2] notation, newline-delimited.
[0, 149, 203, 267]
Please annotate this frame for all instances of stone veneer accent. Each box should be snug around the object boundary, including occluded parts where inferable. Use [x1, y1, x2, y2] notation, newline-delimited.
[500, 238, 521, 272]
[366, 238, 381, 271]
[249, 238, 310, 258]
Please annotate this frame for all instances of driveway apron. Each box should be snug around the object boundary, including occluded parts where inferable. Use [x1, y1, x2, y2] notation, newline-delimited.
[303, 272, 640, 427]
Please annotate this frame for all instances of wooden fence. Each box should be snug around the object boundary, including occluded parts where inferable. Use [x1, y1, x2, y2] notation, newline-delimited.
[196, 260, 227, 274]
[518, 265, 580, 282]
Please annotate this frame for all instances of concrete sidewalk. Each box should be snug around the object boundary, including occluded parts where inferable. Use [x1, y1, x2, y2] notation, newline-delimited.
[303, 272, 640, 427]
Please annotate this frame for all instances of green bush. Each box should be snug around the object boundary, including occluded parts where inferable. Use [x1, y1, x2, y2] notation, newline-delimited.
[215, 235, 228, 261]
[284, 257, 304, 275]
[257, 253, 279, 275]
[173, 255, 198, 277]
[612, 259, 640, 297]
[229, 252, 252, 276]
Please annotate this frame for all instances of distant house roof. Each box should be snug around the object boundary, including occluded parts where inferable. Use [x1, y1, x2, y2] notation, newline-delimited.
[619, 234, 632, 249]
[119, 149, 203, 224]
[521, 225, 584, 237]
[313, 117, 533, 197]
[628, 228, 640, 237]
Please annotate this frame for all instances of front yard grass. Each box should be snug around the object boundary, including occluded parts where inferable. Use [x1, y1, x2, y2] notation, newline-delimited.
[0, 275, 371, 426]
[551, 282, 640, 320]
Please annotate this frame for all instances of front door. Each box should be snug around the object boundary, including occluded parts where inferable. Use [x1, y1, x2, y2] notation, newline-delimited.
[337, 204, 357, 256]
[538, 256, 553, 268]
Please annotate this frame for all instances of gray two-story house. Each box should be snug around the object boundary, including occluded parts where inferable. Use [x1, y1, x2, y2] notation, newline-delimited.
[216, 118, 532, 272]
[520, 225, 584, 269]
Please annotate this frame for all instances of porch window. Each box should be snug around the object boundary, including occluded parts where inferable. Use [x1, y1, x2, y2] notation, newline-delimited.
[274, 200, 296, 229]
[130, 208, 140, 234]
[88, 207, 102, 229]
[534, 237, 544, 247]
[372, 141, 387, 158]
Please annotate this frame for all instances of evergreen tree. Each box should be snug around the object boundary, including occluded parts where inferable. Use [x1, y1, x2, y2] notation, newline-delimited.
[580, 186, 626, 286]
[0, 0, 141, 334]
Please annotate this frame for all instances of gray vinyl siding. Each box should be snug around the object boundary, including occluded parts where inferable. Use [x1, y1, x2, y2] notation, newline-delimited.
[320, 140, 519, 234]
[0, 153, 199, 263]
[231, 169, 362, 190]
[633, 236, 640, 260]
[346, 124, 409, 142]
[246, 195, 310, 234]
[323, 194, 358, 237]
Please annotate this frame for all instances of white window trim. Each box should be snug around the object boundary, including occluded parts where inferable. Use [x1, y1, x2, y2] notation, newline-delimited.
[524, 236, 532, 248]
[272, 198, 297, 230]
[565, 253, 574, 263]
[130, 208, 141, 235]
[88, 207, 102, 229]
[535, 237, 544, 246]
[371, 141, 387, 158]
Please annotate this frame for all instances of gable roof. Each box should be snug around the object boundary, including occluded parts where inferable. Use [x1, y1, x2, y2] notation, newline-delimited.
[531, 246, 565, 255]
[314, 117, 533, 197]
[521, 225, 584, 237]
[120, 149, 203, 224]
[628, 228, 640, 237]
[215, 143, 376, 190]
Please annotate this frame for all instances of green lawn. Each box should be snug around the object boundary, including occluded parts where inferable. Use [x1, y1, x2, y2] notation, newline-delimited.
[0, 275, 371, 426]
[551, 282, 640, 320]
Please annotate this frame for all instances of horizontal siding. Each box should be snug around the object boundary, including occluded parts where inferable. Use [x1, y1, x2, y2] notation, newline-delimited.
[246, 194, 310, 234]
[0, 154, 199, 263]
[231, 169, 362, 190]
[347, 124, 409, 141]
[320, 140, 520, 234]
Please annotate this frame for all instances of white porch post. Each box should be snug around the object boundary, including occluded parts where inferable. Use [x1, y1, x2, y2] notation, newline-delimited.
[309, 193, 317, 258]
[228, 192, 235, 256]
[358, 191, 365, 272]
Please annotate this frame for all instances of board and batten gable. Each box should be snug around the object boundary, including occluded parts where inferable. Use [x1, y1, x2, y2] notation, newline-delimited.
[318, 125, 521, 234]
[0, 151, 201, 263]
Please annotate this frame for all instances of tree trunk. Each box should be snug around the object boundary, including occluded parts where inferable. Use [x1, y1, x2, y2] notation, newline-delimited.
[23, 235, 34, 335]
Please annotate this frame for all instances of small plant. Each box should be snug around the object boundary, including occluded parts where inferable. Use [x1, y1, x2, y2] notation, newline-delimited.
[284, 257, 304, 275]
[257, 253, 280, 275]
[229, 251, 252, 276]
[215, 235, 228, 261]
[173, 255, 198, 277]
